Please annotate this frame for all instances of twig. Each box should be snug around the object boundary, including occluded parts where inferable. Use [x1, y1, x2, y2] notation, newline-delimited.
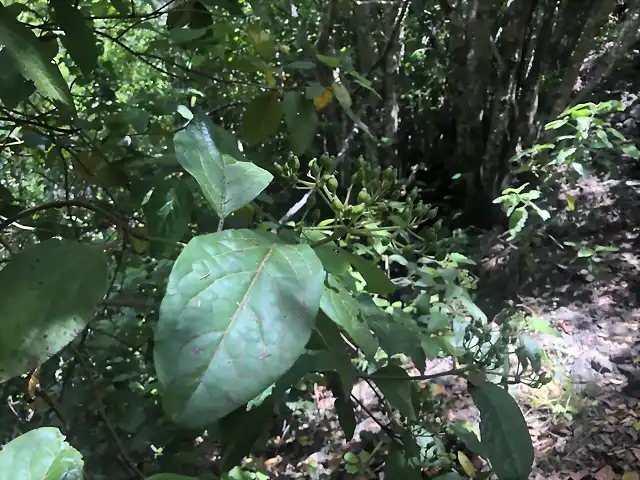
[360, 366, 471, 381]
[0, 199, 140, 239]
[350, 393, 400, 441]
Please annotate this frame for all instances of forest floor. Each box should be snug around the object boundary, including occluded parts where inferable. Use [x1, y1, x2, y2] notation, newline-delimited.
[254, 168, 640, 479]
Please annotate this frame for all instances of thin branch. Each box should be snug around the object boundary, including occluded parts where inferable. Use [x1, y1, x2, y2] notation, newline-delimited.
[350, 393, 400, 440]
[316, 0, 339, 54]
[0, 200, 131, 235]
[360, 366, 471, 381]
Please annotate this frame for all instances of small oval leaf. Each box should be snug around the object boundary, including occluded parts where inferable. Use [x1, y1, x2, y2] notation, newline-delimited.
[174, 115, 273, 217]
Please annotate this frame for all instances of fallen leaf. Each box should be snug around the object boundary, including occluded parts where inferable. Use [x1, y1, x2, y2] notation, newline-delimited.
[623, 472, 639, 480]
[595, 465, 615, 480]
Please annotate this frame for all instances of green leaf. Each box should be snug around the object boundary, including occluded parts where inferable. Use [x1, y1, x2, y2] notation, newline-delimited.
[0, 240, 108, 383]
[384, 442, 422, 480]
[0, 49, 35, 108]
[247, 25, 274, 59]
[526, 317, 560, 337]
[448, 252, 476, 265]
[312, 243, 351, 276]
[282, 92, 318, 155]
[577, 247, 595, 258]
[154, 229, 324, 427]
[332, 82, 352, 108]
[109, 0, 130, 15]
[144, 178, 192, 244]
[169, 27, 210, 44]
[210, 124, 249, 163]
[371, 364, 417, 420]
[507, 206, 528, 239]
[242, 91, 283, 145]
[321, 275, 378, 358]
[50, 0, 99, 76]
[316, 54, 341, 68]
[449, 422, 486, 457]
[219, 397, 275, 473]
[313, 312, 358, 394]
[469, 383, 534, 480]
[345, 253, 396, 295]
[173, 115, 273, 218]
[544, 118, 568, 130]
[123, 107, 150, 133]
[358, 296, 426, 372]
[0, 427, 83, 479]
[0, 5, 74, 109]
[622, 143, 640, 159]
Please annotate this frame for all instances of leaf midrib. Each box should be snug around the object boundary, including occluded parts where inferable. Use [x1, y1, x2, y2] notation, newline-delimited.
[205, 243, 276, 378]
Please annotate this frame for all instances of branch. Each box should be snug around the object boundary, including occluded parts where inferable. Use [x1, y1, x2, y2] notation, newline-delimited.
[353, 0, 411, 101]
[0, 200, 133, 235]
[360, 366, 471, 381]
[316, 0, 339, 54]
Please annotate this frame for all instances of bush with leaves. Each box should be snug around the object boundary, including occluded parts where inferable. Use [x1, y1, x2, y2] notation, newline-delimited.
[4, 0, 627, 478]
[0, 111, 550, 479]
[495, 100, 640, 241]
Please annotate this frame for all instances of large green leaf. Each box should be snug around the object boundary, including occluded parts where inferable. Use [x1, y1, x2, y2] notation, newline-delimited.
[469, 382, 534, 480]
[320, 275, 378, 358]
[242, 91, 283, 145]
[144, 178, 192, 244]
[173, 115, 273, 218]
[50, 0, 99, 76]
[0, 239, 108, 383]
[154, 229, 324, 427]
[0, 5, 73, 109]
[283, 92, 318, 155]
[0, 427, 84, 480]
[371, 364, 416, 420]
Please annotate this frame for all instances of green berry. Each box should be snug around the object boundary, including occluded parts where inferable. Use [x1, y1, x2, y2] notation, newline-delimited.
[319, 154, 334, 170]
[332, 198, 344, 211]
[383, 166, 396, 181]
[327, 176, 338, 193]
[426, 206, 438, 219]
[357, 188, 370, 203]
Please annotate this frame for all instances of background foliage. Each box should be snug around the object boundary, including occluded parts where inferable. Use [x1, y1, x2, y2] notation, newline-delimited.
[0, 0, 639, 479]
